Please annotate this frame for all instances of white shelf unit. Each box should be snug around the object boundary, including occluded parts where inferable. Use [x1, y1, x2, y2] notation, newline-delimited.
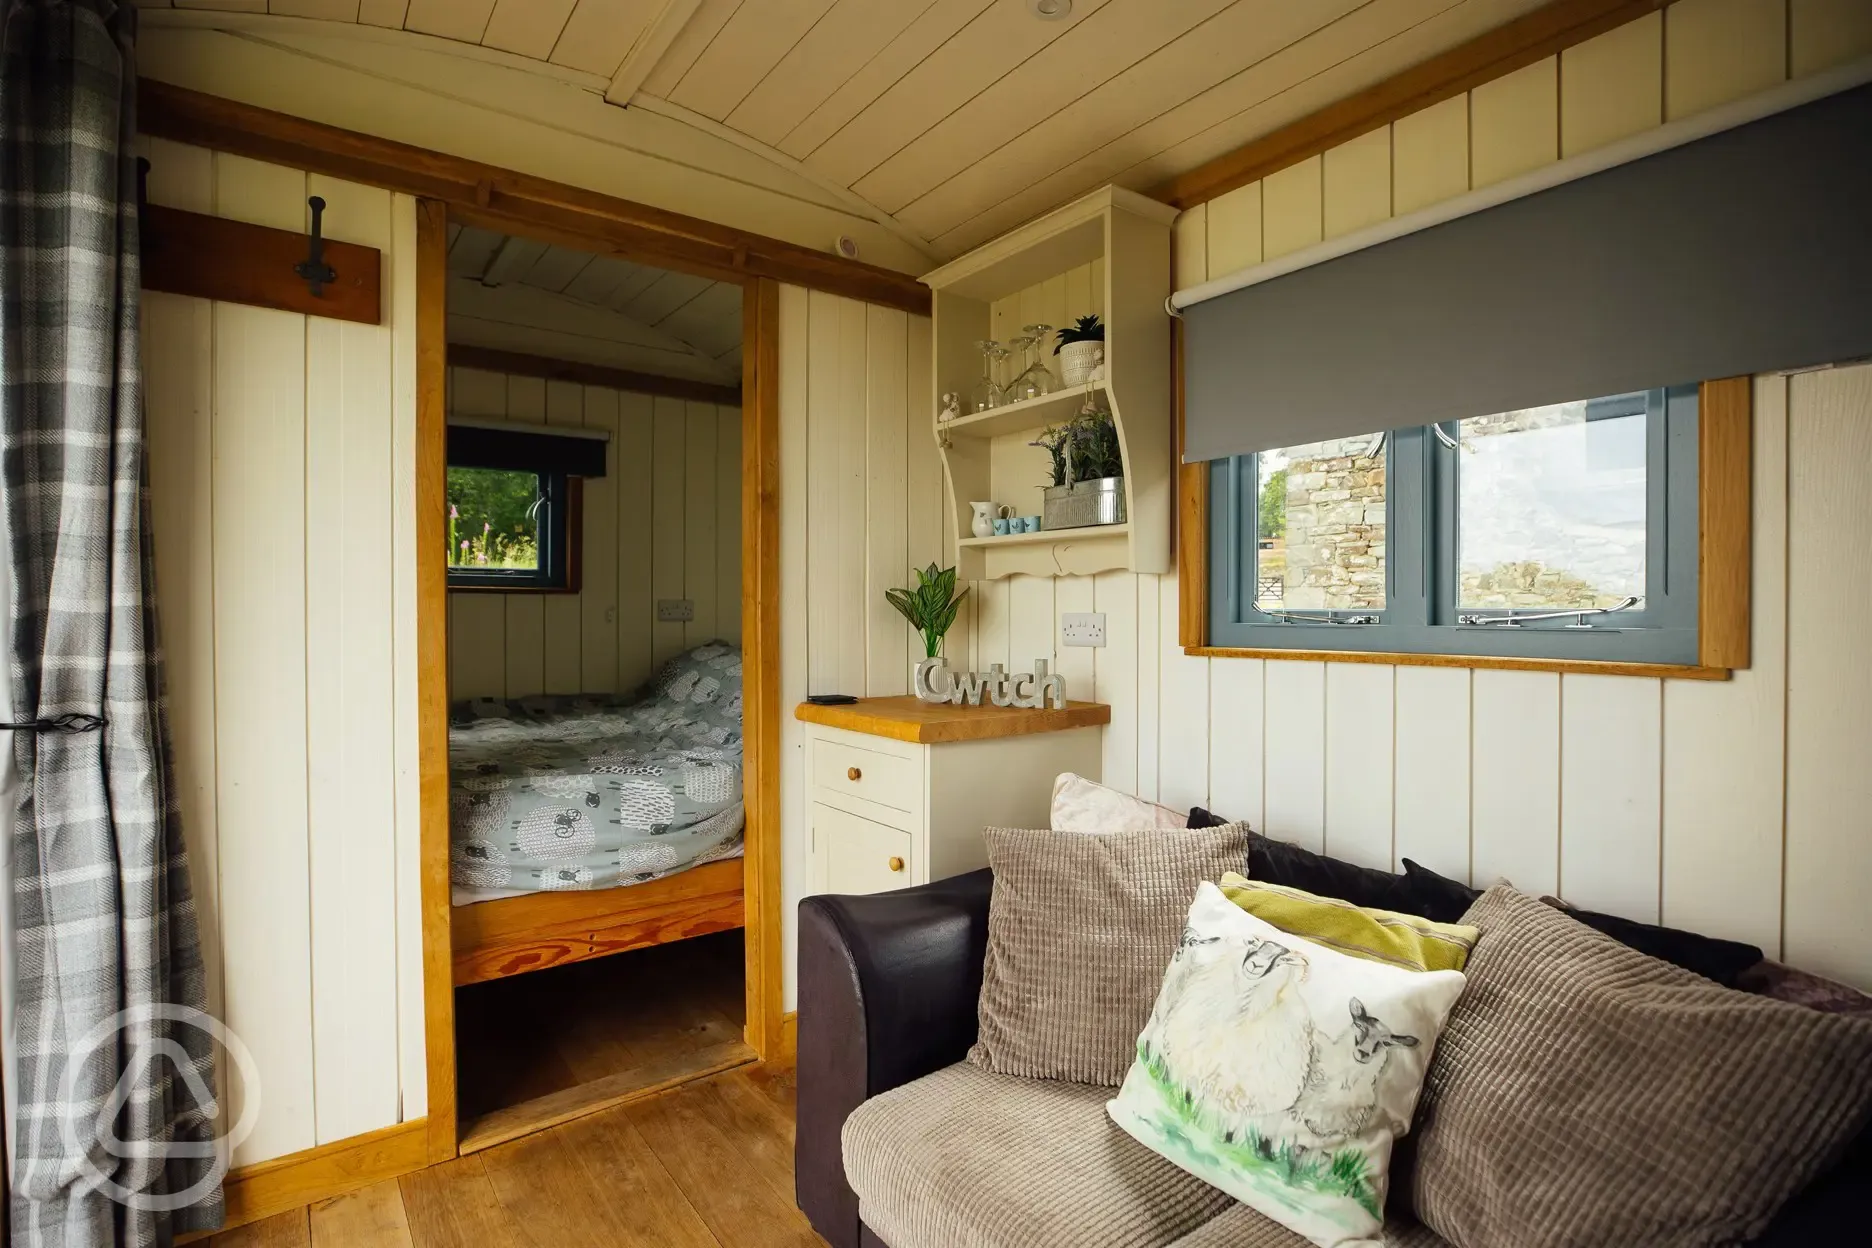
[922, 186, 1176, 581]
[956, 522, 1130, 550]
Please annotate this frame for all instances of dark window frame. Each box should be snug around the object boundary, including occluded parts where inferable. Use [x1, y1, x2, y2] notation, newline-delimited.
[446, 465, 583, 594]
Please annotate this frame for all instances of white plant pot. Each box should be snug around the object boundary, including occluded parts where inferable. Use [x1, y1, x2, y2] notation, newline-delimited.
[1058, 340, 1105, 386]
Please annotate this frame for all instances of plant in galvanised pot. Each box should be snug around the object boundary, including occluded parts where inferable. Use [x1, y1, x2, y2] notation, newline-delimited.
[886, 563, 969, 695]
[1031, 405, 1126, 531]
[1053, 314, 1106, 385]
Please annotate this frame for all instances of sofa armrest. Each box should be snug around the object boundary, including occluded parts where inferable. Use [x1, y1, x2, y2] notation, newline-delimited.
[795, 869, 994, 1248]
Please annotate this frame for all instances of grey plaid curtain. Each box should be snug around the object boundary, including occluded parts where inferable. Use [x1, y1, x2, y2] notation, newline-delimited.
[1, 3, 220, 1244]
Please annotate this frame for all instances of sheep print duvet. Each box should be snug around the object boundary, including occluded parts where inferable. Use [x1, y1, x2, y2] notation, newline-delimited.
[447, 643, 745, 905]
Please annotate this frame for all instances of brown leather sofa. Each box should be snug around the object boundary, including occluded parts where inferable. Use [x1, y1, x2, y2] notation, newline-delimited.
[795, 870, 1868, 1248]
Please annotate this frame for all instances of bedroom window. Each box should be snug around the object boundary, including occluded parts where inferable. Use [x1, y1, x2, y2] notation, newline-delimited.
[445, 418, 604, 592]
[446, 464, 575, 591]
[1202, 383, 1727, 668]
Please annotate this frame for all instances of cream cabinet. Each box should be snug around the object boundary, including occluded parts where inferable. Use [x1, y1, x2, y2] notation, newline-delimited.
[798, 697, 1108, 896]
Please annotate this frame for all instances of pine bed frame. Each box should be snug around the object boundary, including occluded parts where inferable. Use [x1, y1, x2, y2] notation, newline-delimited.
[450, 858, 745, 986]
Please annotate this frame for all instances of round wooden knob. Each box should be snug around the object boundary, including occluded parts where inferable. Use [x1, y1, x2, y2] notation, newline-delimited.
[847, 766, 862, 781]
[888, 856, 905, 872]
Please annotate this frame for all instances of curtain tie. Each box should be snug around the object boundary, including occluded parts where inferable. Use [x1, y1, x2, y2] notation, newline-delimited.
[0, 714, 107, 733]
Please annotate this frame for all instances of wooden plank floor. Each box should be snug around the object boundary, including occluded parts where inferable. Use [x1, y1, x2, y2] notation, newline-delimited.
[203, 1064, 824, 1248]
[455, 927, 748, 1123]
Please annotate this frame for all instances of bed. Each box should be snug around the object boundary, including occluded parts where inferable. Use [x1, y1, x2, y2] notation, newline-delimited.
[448, 643, 746, 985]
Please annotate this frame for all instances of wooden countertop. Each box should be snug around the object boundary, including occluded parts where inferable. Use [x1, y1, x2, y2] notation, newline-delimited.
[794, 695, 1111, 745]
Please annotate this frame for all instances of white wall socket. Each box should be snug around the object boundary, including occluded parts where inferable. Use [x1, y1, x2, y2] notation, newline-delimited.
[656, 599, 695, 622]
[1061, 612, 1107, 647]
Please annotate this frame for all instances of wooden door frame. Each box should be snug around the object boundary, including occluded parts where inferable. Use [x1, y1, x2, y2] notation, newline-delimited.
[414, 203, 787, 1160]
[414, 200, 458, 1163]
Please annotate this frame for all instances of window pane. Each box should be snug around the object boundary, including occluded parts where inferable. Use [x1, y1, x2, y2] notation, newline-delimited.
[1255, 435, 1386, 612]
[448, 466, 542, 572]
[1457, 400, 1646, 610]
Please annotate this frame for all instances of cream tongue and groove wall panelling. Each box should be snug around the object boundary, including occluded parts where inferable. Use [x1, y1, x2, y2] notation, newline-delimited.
[952, 0, 1872, 989]
[140, 139, 424, 1165]
[443, 369, 742, 701]
[776, 288, 940, 1006]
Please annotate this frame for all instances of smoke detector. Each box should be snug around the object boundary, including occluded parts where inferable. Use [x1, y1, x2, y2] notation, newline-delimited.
[1028, 0, 1072, 19]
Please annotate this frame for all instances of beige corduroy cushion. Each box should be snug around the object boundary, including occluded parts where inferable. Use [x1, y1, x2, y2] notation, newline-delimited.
[966, 822, 1249, 1086]
[1410, 884, 1872, 1248]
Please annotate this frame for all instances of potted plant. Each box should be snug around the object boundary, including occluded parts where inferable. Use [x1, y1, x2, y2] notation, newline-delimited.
[886, 563, 969, 692]
[1053, 314, 1105, 385]
[1031, 407, 1126, 530]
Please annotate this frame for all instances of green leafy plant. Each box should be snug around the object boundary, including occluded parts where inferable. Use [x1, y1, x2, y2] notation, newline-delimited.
[1031, 408, 1125, 487]
[885, 563, 969, 659]
[447, 466, 543, 570]
[1258, 467, 1287, 540]
[1053, 313, 1105, 354]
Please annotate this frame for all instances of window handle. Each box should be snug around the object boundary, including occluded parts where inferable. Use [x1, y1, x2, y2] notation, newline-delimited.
[1459, 595, 1640, 627]
[1431, 423, 1460, 451]
[1255, 610, 1380, 625]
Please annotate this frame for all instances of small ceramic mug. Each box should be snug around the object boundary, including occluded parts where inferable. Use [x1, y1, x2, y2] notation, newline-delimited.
[1021, 515, 1043, 533]
[993, 517, 1013, 536]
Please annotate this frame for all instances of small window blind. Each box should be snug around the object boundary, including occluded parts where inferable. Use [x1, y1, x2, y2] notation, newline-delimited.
[447, 423, 607, 477]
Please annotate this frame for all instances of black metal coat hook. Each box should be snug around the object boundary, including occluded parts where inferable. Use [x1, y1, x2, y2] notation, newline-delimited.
[295, 195, 337, 297]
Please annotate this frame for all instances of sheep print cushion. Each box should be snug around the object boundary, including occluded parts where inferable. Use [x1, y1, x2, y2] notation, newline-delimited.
[1107, 882, 1467, 1248]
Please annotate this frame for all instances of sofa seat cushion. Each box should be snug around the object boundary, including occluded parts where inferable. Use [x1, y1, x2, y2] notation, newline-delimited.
[842, 1062, 1234, 1248]
[1165, 1203, 1451, 1248]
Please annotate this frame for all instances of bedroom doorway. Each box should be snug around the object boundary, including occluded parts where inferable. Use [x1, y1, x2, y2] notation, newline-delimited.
[415, 201, 784, 1155]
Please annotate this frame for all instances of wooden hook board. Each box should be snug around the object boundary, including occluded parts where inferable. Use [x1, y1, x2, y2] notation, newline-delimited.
[141, 203, 382, 324]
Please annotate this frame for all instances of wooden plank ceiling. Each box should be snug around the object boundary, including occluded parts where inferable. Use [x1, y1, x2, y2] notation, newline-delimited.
[445, 224, 742, 383]
[137, 0, 1553, 259]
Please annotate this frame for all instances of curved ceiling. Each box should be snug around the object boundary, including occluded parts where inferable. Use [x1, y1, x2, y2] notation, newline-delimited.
[446, 224, 742, 383]
[138, 0, 1551, 259]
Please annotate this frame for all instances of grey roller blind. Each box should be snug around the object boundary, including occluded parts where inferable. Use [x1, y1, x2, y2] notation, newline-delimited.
[1182, 82, 1872, 463]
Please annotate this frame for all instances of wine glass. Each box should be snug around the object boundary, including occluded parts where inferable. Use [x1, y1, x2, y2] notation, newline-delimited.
[1011, 325, 1055, 401]
[1001, 335, 1030, 401]
[971, 340, 1003, 413]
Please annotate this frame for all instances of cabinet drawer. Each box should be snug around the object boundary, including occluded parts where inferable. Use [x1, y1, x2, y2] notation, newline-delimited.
[815, 804, 914, 896]
[812, 736, 919, 815]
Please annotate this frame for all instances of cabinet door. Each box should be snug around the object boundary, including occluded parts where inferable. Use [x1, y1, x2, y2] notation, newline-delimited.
[815, 802, 914, 896]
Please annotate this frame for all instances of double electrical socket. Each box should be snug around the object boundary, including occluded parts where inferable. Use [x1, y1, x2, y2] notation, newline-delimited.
[1061, 612, 1107, 647]
[656, 599, 695, 622]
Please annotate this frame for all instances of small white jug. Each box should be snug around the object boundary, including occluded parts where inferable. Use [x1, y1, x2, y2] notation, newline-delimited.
[969, 501, 1012, 539]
